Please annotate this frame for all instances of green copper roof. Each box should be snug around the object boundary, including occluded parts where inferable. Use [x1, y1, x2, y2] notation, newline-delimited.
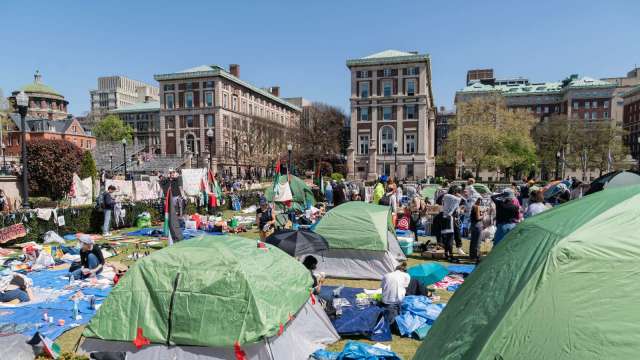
[154, 65, 301, 112]
[458, 76, 614, 97]
[20, 82, 62, 97]
[109, 101, 160, 114]
[347, 49, 430, 67]
[622, 85, 640, 98]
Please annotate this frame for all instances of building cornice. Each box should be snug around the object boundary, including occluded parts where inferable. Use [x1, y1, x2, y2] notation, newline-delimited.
[346, 54, 430, 68]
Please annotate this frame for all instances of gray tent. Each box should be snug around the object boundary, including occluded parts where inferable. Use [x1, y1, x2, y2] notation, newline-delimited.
[312, 202, 406, 280]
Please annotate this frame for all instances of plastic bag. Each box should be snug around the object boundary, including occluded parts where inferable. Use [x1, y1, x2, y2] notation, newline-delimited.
[43, 231, 65, 244]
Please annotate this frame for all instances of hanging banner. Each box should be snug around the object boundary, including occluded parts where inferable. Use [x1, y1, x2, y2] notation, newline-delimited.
[0, 223, 27, 244]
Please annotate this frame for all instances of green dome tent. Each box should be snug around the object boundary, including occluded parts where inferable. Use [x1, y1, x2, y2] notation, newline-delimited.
[312, 202, 406, 280]
[80, 235, 338, 359]
[414, 185, 640, 360]
[264, 175, 316, 211]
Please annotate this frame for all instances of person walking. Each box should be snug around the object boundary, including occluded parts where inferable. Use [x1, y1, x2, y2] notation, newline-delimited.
[491, 188, 520, 245]
[102, 185, 116, 236]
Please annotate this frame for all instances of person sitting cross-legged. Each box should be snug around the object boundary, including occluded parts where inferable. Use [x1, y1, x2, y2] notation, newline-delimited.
[69, 235, 104, 280]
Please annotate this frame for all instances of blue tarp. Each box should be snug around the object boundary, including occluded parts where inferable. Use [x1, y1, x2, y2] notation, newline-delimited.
[319, 286, 390, 341]
[0, 269, 111, 340]
[127, 228, 223, 238]
[395, 296, 445, 339]
[446, 264, 476, 274]
[312, 341, 402, 360]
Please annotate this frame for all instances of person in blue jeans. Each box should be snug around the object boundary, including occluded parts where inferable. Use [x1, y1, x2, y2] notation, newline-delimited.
[69, 235, 105, 280]
[102, 185, 116, 236]
[491, 188, 520, 245]
[0, 273, 33, 303]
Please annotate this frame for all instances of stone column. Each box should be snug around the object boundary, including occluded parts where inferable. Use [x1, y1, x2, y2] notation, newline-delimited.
[396, 105, 404, 179]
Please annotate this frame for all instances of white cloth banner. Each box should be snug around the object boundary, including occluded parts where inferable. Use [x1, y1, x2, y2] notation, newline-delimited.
[105, 179, 134, 199]
[273, 182, 293, 202]
[71, 174, 93, 206]
[133, 181, 160, 201]
[181, 169, 207, 197]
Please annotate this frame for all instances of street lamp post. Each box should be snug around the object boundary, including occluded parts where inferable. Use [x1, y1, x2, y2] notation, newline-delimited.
[411, 154, 415, 181]
[555, 149, 561, 180]
[207, 129, 214, 171]
[195, 150, 200, 168]
[109, 152, 113, 172]
[1, 143, 6, 174]
[16, 91, 29, 208]
[393, 142, 398, 180]
[287, 143, 293, 175]
[122, 138, 127, 179]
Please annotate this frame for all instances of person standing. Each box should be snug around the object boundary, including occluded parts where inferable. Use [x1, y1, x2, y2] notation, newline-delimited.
[492, 188, 520, 245]
[380, 262, 411, 329]
[102, 185, 116, 236]
[373, 176, 387, 204]
[469, 197, 484, 263]
[0, 190, 12, 212]
[333, 180, 347, 207]
[524, 189, 549, 218]
[324, 181, 334, 206]
[439, 192, 463, 261]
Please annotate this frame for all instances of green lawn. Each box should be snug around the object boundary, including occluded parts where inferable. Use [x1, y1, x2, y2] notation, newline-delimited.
[54, 215, 484, 359]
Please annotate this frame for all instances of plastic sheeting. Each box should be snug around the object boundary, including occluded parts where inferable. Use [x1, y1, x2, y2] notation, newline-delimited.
[415, 185, 640, 360]
[80, 299, 338, 360]
[311, 341, 402, 360]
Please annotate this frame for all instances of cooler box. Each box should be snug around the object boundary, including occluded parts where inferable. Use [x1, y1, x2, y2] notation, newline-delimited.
[399, 239, 414, 256]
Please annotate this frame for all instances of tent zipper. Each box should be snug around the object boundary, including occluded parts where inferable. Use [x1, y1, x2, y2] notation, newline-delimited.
[166, 272, 181, 346]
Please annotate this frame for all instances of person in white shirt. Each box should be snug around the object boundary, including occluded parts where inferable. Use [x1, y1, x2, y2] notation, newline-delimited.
[381, 262, 411, 328]
[524, 189, 550, 218]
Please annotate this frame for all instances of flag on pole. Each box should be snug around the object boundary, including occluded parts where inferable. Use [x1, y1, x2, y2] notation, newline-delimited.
[163, 187, 173, 246]
[200, 177, 208, 206]
[273, 159, 282, 197]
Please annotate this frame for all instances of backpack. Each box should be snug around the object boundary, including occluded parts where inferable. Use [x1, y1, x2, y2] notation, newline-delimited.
[379, 194, 391, 206]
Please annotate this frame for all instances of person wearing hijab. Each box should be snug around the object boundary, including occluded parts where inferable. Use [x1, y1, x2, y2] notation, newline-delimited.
[440, 192, 463, 261]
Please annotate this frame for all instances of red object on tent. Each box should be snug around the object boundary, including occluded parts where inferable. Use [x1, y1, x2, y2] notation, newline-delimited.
[133, 327, 150, 349]
[113, 274, 120, 285]
[310, 291, 316, 305]
[278, 322, 284, 336]
[234, 341, 247, 360]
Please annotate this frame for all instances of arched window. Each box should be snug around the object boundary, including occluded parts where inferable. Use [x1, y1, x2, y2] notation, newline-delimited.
[379, 126, 395, 154]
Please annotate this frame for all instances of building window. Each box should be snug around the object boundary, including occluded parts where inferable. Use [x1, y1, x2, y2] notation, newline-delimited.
[185, 115, 194, 127]
[592, 101, 598, 108]
[604, 111, 609, 119]
[591, 112, 597, 120]
[544, 106, 549, 113]
[536, 105, 541, 114]
[604, 100, 610, 108]
[206, 114, 214, 127]
[232, 96, 238, 111]
[383, 106, 392, 120]
[585, 101, 590, 109]
[163, 84, 175, 91]
[383, 81, 392, 97]
[165, 94, 175, 109]
[584, 112, 590, 120]
[407, 79, 416, 96]
[359, 82, 369, 98]
[360, 107, 369, 121]
[166, 116, 175, 129]
[380, 126, 395, 154]
[185, 92, 194, 108]
[573, 102, 579, 109]
[205, 91, 214, 107]
[359, 135, 369, 155]
[223, 94, 228, 108]
[405, 105, 417, 119]
[383, 68, 392, 77]
[406, 67, 419, 76]
[405, 134, 416, 153]
[203, 81, 214, 88]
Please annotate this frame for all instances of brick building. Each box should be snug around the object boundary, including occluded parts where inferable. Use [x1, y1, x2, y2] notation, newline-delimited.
[8, 71, 69, 121]
[623, 85, 640, 165]
[153, 64, 301, 177]
[109, 101, 161, 153]
[346, 50, 436, 181]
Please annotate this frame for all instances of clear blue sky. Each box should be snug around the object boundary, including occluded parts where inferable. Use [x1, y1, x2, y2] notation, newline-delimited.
[1, 0, 638, 115]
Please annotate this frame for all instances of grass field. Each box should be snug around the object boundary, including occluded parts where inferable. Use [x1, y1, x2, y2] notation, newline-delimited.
[53, 211, 483, 359]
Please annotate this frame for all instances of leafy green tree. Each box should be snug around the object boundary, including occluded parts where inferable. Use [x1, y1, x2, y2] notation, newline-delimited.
[79, 151, 97, 180]
[92, 115, 133, 141]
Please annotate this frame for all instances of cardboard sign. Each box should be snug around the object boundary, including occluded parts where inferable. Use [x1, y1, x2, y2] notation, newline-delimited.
[0, 223, 27, 244]
[424, 205, 441, 215]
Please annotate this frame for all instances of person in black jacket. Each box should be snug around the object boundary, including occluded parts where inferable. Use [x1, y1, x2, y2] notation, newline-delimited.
[102, 185, 116, 236]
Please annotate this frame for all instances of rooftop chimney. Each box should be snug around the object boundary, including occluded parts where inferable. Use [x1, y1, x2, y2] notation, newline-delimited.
[270, 86, 280, 97]
[229, 64, 240, 78]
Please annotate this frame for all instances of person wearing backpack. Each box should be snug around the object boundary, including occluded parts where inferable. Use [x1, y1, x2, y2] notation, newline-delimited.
[102, 185, 116, 236]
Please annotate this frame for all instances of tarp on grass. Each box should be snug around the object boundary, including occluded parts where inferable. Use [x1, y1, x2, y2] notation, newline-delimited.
[414, 185, 640, 360]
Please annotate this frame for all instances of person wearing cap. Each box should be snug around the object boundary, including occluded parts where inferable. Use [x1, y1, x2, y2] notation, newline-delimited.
[256, 198, 276, 241]
[491, 188, 520, 245]
[69, 236, 105, 280]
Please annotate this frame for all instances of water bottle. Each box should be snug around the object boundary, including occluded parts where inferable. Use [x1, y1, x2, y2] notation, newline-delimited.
[72, 299, 79, 319]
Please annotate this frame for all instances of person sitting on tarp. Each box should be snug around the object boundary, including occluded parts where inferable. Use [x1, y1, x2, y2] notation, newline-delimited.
[69, 235, 104, 280]
[381, 262, 411, 330]
[0, 273, 33, 303]
[256, 198, 276, 241]
[303, 255, 325, 295]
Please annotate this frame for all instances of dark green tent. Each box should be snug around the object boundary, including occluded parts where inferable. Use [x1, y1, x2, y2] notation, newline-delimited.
[414, 185, 640, 360]
[264, 175, 316, 211]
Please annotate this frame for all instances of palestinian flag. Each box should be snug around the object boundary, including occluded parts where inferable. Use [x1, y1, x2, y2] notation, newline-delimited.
[163, 187, 173, 245]
[200, 177, 208, 206]
[272, 160, 281, 197]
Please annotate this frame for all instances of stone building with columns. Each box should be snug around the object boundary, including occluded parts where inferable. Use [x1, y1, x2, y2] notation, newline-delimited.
[154, 64, 301, 177]
[346, 50, 436, 181]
